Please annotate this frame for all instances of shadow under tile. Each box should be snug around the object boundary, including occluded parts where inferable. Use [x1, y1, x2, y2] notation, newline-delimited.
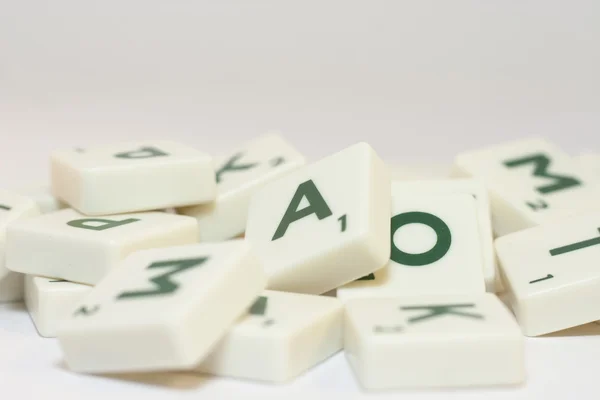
[539, 321, 600, 338]
[55, 361, 212, 390]
[2, 301, 27, 312]
[101, 371, 212, 390]
[321, 289, 337, 297]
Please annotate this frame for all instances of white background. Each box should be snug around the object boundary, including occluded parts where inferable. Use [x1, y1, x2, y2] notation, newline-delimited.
[1, 1, 600, 399]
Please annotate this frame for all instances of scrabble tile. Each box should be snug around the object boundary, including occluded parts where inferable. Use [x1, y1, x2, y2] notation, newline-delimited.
[51, 141, 216, 215]
[6, 209, 198, 285]
[197, 290, 343, 383]
[177, 133, 306, 242]
[453, 137, 600, 236]
[495, 210, 600, 336]
[415, 179, 498, 293]
[25, 276, 92, 338]
[344, 293, 524, 390]
[376, 179, 498, 291]
[388, 163, 450, 180]
[0, 272, 24, 303]
[0, 191, 41, 280]
[338, 191, 486, 301]
[246, 142, 391, 295]
[57, 240, 266, 373]
[0, 190, 37, 302]
[575, 153, 600, 178]
[13, 185, 67, 214]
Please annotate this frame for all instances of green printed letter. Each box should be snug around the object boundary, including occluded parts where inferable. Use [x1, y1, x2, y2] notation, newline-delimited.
[67, 217, 139, 231]
[390, 212, 451, 266]
[114, 146, 169, 159]
[401, 303, 483, 324]
[338, 214, 347, 232]
[269, 157, 285, 167]
[529, 274, 554, 284]
[216, 153, 258, 183]
[271, 179, 333, 241]
[503, 153, 581, 194]
[117, 257, 208, 299]
[249, 296, 268, 316]
[73, 305, 100, 317]
[549, 228, 600, 256]
[526, 199, 549, 211]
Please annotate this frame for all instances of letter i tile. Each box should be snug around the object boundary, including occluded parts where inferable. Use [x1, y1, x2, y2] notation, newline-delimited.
[496, 210, 600, 336]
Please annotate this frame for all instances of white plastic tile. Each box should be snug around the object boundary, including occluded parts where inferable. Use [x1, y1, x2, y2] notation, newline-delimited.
[198, 290, 343, 383]
[496, 210, 600, 336]
[575, 153, 600, 178]
[453, 137, 600, 236]
[389, 179, 497, 291]
[178, 133, 306, 242]
[25, 276, 92, 338]
[387, 163, 450, 180]
[246, 142, 391, 295]
[13, 185, 67, 214]
[57, 240, 266, 373]
[6, 208, 198, 285]
[344, 293, 524, 390]
[51, 141, 216, 215]
[0, 191, 41, 280]
[337, 191, 485, 301]
[0, 192, 30, 302]
[0, 272, 24, 303]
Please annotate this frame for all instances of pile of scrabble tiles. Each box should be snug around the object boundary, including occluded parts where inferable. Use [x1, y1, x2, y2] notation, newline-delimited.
[1, 134, 600, 391]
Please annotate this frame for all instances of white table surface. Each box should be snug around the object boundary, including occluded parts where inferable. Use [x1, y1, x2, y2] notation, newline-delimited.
[1, 1, 600, 398]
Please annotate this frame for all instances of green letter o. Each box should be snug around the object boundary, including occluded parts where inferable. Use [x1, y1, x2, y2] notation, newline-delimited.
[390, 211, 452, 266]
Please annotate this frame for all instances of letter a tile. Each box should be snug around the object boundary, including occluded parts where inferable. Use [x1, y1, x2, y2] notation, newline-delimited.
[246, 143, 391, 295]
[57, 240, 266, 373]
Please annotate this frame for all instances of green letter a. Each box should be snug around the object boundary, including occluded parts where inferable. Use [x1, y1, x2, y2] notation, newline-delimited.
[271, 179, 333, 241]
